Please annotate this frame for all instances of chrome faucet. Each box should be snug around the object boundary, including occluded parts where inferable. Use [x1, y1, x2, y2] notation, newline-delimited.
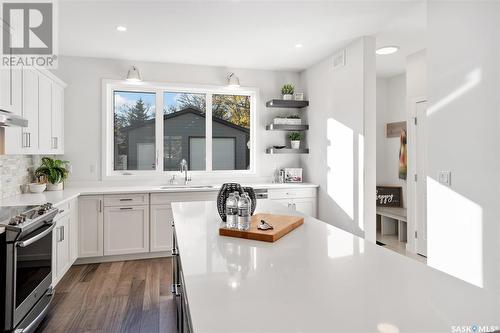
[179, 159, 191, 185]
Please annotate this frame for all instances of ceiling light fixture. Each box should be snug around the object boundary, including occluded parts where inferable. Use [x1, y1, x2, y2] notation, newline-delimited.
[116, 25, 127, 32]
[227, 72, 240, 88]
[295, 43, 303, 48]
[376, 46, 399, 55]
[126, 66, 142, 82]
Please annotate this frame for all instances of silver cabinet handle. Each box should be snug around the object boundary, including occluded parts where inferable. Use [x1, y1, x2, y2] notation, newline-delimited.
[119, 198, 133, 201]
[120, 207, 133, 210]
[27, 132, 31, 147]
[99, 199, 102, 212]
[61, 225, 65, 242]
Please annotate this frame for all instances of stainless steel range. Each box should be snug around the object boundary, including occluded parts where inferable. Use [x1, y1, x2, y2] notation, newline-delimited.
[0, 203, 58, 333]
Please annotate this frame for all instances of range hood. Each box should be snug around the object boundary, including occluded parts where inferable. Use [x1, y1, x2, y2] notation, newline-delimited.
[0, 110, 28, 154]
[0, 109, 28, 127]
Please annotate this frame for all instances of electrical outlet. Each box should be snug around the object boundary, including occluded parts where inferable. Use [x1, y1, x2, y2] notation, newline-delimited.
[438, 171, 451, 186]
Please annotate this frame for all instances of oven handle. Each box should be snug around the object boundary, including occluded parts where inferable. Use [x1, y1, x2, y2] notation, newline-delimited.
[16, 223, 56, 248]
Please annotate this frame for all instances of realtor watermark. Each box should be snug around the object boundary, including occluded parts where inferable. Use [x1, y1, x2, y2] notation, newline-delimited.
[1, 1, 57, 68]
[451, 325, 499, 333]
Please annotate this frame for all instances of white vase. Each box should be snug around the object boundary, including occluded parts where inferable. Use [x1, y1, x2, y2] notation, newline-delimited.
[47, 182, 63, 191]
[282, 94, 293, 100]
[291, 140, 300, 149]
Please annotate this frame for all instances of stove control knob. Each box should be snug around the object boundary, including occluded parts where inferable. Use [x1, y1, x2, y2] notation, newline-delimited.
[9, 216, 20, 225]
[19, 214, 27, 223]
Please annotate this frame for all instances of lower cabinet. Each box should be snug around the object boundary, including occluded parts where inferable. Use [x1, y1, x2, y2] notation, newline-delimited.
[273, 198, 316, 217]
[78, 195, 104, 258]
[55, 214, 71, 279]
[150, 204, 173, 252]
[52, 197, 78, 286]
[103, 205, 149, 255]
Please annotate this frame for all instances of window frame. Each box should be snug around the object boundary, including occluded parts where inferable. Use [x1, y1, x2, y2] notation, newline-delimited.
[102, 79, 258, 179]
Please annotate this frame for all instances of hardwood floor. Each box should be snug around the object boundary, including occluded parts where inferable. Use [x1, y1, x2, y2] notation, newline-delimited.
[35, 258, 176, 333]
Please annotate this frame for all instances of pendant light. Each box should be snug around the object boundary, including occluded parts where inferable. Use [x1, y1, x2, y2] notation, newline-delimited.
[126, 66, 142, 82]
[227, 72, 240, 88]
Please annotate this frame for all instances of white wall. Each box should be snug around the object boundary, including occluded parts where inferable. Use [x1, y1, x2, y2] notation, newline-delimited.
[376, 74, 407, 206]
[299, 37, 376, 241]
[52, 56, 300, 184]
[427, 2, 500, 290]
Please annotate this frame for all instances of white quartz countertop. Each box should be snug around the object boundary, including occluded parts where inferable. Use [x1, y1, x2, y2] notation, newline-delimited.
[0, 182, 318, 207]
[171, 200, 500, 333]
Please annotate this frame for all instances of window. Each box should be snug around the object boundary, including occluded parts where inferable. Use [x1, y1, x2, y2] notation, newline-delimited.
[104, 81, 256, 178]
[113, 91, 156, 171]
[212, 94, 250, 170]
[163, 92, 206, 171]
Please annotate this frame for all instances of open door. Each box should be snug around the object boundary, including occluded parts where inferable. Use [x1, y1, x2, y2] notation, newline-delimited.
[415, 101, 427, 256]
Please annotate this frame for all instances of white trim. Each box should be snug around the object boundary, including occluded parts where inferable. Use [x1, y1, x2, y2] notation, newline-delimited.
[101, 79, 258, 180]
[406, 96, 427, 254]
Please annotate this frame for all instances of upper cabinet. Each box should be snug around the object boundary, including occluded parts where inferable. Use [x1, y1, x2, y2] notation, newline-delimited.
[0, 66, 66, 155]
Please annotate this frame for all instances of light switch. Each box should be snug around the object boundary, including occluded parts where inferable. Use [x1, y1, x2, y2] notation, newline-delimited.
[438, 171, 451, 186]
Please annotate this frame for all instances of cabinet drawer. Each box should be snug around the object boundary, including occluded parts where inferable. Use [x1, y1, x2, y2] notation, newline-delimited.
[151, 191, 217, 205]
[268, 188, 316, 199]
[103, 193, 149, 207]
[54, 200, 71, 219]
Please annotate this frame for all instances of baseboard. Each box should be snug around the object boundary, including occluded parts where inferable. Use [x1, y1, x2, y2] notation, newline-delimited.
[74, 251, 172, 265]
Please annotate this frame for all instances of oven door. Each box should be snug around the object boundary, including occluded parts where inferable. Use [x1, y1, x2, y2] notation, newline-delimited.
[9, 223, 54, 329]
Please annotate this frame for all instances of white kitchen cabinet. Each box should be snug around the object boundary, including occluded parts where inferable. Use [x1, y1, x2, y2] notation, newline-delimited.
[269, 187, 317, 218]
[69, 198, 79, 263]
[150, 204, 173, 252]
[51, 83, 64, 153]
[55, 214, 71, 280]
[21, 68, 39, 153]
[2, 67, 65, 154]
[78, 195, 104, 258]
[38, 73, 52, 152]
[1, 67, 23, 154]
[272, 198, 316, 217]
[104, 205, 149, 255]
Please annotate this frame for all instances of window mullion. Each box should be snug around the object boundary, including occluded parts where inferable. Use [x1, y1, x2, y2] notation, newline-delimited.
[206, 93, 213, 171]
[156, 90, 164, 173]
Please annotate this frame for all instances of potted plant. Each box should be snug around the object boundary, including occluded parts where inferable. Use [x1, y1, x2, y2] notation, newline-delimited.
[289, 132, 303, 149]
[35, 157, 70, 191]
[286, 115, 301, 125]
[281, 84, 294, 100]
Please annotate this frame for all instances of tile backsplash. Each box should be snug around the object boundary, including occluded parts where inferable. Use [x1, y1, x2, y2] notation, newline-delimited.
[0, 155, 34, 199]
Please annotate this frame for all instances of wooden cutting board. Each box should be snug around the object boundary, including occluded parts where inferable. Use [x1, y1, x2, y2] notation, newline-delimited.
[219, 213, 304, 242]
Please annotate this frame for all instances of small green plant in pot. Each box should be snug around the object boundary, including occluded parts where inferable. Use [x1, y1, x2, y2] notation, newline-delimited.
[281, 84, 294, 100]
[289, 132, 303, 149]
[35, 157, 70, 191]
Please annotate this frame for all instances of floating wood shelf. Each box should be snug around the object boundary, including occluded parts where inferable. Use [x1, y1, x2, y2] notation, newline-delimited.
[266, 124, 309, 131]
[266, 148, 309, 154]
[265, 100, 309, 108]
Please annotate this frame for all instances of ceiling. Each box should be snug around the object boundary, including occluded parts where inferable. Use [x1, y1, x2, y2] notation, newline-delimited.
[58, 1, 426, 75]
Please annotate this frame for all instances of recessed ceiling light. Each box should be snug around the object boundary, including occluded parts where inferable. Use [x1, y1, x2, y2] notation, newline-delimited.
[376, 46, 399, 55]
[116, 25, 127, 32]
[295, 43, 303, 48]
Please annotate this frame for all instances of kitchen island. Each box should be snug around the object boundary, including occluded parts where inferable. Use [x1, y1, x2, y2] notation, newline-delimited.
[171, 200, 499, 333]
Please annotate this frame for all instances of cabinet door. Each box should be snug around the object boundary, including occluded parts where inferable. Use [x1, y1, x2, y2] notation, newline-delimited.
[38, 73, 52, 153]
[51, 83, 64, 153]
[55, 215, 71, 280]
[150, 204, 173, 252]
[3, 68, 23, 154]
[22, 68, 39, 153]
[104, 205, 149, 255]
[69, 198, 79, 263]
[293, 198, 316, 218]
[78, 195, 104, 258]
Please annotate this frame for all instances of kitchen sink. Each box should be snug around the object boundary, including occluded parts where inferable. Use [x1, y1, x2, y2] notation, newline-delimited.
[159, 185, 216, 189]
